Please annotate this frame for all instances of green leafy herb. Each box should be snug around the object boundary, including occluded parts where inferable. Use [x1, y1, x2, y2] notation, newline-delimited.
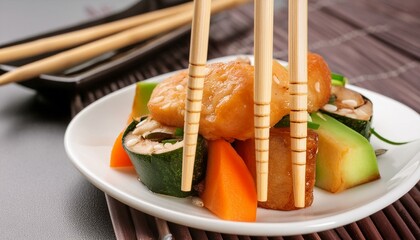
[370, 128, 409, 145]
[331, 73, 347, 86]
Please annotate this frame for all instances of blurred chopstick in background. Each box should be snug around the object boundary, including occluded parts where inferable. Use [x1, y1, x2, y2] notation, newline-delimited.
[0, 1, 194, 64]
[0, 0, 249, 86]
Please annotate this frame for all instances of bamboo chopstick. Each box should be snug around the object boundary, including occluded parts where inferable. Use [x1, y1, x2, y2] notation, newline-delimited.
[181, 0, 212, 192]
[254, 0, 274, 202]
[288, 0, 308, 208]
[0, 1, 195, 64]
[0, 0, 249, 86]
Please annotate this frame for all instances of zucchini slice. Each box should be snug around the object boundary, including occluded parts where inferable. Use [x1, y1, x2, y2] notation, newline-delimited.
[131, 81, 159, 119]
[274, 114, 320, 130]
[311, 112, 380, 193]
[321, 86, 373, 139]
[122, 117, 207, 198]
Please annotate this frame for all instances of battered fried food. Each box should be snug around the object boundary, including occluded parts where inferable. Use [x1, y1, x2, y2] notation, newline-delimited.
[148, 53, 331, 140]
[234, 128, 318, 210]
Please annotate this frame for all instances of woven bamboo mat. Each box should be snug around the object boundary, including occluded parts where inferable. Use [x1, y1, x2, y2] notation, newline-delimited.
[70, 0, 420, 239]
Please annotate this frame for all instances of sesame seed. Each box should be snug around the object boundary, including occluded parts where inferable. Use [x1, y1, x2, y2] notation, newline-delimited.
[345, 113, 358, 119]
[136, 119, 147, 128]
[315, 81, 320, 93]
[150, 96, 164, 103]
[175, 84, 184, 91]
[341, 99, 358, 108]
[354, 108, 369, 120]
[161, 102, 171, 110]
[338, 108, 353, 114]
[203, 67, 211, 76]
[132, 128, 143, 135]
[153, 144, 164, 151]
[273, 75, 280, 84]
[322, 104, 338, 112]
[126, 138, 139, 147]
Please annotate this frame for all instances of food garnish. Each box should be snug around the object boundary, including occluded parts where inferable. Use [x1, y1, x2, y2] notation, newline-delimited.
[331, 72, 348, 86]
[370, 128, 410, 145]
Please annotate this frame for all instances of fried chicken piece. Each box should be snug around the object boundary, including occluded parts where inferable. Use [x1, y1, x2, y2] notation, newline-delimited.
[148, 53, 331, 140]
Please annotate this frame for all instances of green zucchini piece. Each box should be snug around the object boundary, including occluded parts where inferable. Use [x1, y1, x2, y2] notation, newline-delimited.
[321, 86, 373, 139]
[274, 115, 320, 130]
[311, 112, 380, 193]
[123, 120, 207, 198]
[131, 81, 159, 119]
[274, 115, 291, 128]
[322, 110, 372, 139]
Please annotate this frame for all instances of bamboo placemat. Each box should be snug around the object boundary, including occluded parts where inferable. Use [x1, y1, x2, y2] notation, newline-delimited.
[70, 0, 420, 239]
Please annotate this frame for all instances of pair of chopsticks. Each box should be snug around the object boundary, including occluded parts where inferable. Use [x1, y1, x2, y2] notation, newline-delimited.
[0, 0, 249, 86]
[182, 0, 308, 208]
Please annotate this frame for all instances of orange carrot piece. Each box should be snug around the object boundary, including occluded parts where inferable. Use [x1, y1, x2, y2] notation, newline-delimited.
[233, 140, 257, 181]
[200, 139, 257, 222]
[111, 82, 157, 168]
[110, 130, 132, 168]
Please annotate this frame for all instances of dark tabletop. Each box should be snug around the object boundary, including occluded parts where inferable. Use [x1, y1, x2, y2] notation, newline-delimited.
[1, 0, 419, 239]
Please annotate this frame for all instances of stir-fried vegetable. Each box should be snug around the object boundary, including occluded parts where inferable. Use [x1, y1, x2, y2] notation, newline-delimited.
[110, 130, 132, 167]
[321, 86, 373, 139]
[274, 114, 320, 130]
[331, 72, 347, 86]
[200, 139, 257, 221]
[123, 118, 207, 198]
[130, 81, 159, 119]
[311, 112, 379, 193]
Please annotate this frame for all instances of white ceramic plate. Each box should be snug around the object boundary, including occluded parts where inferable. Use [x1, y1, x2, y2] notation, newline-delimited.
[64, 56, 420, 236]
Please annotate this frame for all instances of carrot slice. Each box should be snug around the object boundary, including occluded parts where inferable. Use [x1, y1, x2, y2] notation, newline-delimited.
[110, 130, 132, 167]
[200, 139, 257, 222]
[111, 81, 158, 167]
[233, 140, 257, 181]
